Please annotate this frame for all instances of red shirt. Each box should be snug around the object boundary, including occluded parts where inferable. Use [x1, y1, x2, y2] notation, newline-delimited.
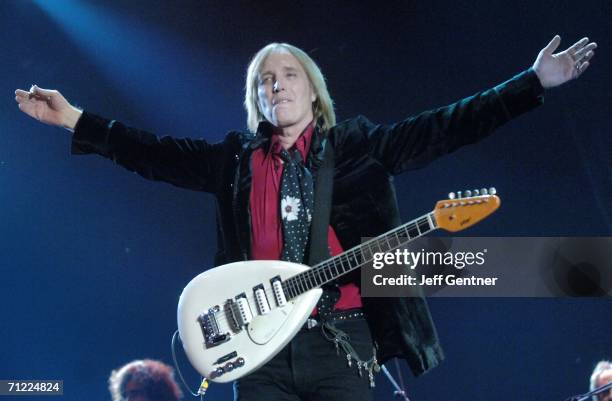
[249, 123, 361, 311]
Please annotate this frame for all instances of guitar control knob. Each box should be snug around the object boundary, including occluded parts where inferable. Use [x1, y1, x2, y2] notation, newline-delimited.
[448, 192, 456, 200]
[224, 362, 235, 372]
[465, 190, 472, 197]
[457, 191, 462, 199]
[473, 189, 479, 196]
[235, 357, 245, 367]
[214, 367, 224, 377]
[481, 188, 488, 195]
[489, 187, 497, 195]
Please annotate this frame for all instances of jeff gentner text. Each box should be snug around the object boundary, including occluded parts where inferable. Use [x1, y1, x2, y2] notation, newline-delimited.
[372, 274, 498, 286]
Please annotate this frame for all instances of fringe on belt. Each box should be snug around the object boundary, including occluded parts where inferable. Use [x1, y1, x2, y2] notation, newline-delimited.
[304, 309, 380, 388]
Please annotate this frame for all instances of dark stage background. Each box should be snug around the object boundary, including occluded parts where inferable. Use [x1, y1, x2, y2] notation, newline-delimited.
[1, 1, 610, 400]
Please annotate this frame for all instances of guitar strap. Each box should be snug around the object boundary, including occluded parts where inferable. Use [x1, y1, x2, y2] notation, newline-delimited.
[307, 137, 335, 266]
[307, 137, 340, 315]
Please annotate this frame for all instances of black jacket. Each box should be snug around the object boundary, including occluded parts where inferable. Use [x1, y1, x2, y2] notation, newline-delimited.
[71, 68, 544, 376]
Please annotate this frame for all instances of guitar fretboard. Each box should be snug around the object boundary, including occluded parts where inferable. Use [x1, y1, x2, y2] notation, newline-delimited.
[281, 212, 437, 299]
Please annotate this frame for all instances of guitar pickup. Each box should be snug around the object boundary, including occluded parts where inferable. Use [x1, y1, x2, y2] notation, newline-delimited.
[235, 293, 253, 325]
[252, 284, 271, 315]
[270, 276, 287, 307]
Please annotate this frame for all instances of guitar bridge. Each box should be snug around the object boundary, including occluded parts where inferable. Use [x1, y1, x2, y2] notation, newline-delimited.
[198, 305, 230, 348]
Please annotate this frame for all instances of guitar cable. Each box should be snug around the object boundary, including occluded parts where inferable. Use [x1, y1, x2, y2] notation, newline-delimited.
[171, 330, 209, 398]
[380, 359, 411, 401]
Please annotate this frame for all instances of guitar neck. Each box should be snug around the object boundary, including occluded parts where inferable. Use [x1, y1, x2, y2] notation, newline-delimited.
[281, 212, 438, 300]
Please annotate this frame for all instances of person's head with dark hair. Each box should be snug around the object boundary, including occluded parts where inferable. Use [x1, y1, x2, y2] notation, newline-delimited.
[108, 359, 183, 401]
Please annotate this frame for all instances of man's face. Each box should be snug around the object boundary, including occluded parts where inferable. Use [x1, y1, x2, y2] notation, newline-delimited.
[257, 51, 316, 131]
[598, 369, 612, 401]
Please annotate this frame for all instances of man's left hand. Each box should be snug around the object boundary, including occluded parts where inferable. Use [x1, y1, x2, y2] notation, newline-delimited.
[533, 35, 597, 89]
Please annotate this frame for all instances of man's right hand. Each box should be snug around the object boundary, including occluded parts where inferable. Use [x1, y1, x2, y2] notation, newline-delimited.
[15, 85, 83, 131]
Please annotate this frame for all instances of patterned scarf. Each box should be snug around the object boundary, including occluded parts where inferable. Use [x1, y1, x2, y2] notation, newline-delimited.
[279, 148, 314, 263]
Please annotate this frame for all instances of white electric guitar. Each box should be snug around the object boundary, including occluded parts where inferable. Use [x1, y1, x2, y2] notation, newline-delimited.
[177, 189, 500, 383]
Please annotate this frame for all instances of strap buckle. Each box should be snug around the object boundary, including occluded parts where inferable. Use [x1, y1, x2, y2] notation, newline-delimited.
[306, 318, 319, 330]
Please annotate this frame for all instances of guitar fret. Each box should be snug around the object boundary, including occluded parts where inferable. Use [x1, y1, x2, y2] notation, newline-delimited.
[361, 243, 372, 263]
[409, 223, 416, 238]
[310, 269, 318, 288]
[285, 282, 294, 299]
[388, 231, 400, 249]
[332, 258, 341, 277]
[313, 268, 322, 286]
[384, 233, 393, 250]
[305, 271, 314, 290]
[401, 225, 409, 240]
[369, 239, 380, 254]
[339, 254, 347, 272]
[376, 237, 386, 252]
[318, 267, 326, 283]
[307, 270, 316, 288]
[344, 253, 353, 271]
[290, 280, 297, 298]
[317, 268, 326, 284]
[371, 239, 381, 254]
[325, 259, 338, 277]
[384, 233, 393, 252]
[276, 213, 444, 302]
[427, 212, 436, 229]
[394, 230, 403, 247]
[302, 274, 310, 292]
[418, 217, 429, 234]
[408, 224, 419, 239]
[351, 249, 362, 267]
[324, 265, 332, 281]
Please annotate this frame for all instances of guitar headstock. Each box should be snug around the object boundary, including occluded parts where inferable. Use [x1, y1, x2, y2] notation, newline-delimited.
[433, 187, 501, 232]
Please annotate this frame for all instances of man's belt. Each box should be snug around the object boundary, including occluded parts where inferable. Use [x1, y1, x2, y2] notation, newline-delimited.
[303, 308, 365, 330]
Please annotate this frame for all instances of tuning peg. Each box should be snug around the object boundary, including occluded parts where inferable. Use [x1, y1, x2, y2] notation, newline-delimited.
[465, 190, 472, 197]
[457, 191, 462, 199]
[473, 189, 480, 196]
[448, 192, 456, 200]
[481, 188, 488, 195]
[489, 187, 497, 195]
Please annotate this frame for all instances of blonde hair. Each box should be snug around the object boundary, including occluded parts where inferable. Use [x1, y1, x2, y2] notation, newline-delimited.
[244, 43, 336, 133]
[590, 360, 612, 401]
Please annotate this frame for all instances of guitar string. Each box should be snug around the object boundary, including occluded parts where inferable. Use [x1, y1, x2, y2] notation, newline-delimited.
[210, 215, 436, 328]
[199, 199, 491, 329]
[208, 214, 436, 328]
